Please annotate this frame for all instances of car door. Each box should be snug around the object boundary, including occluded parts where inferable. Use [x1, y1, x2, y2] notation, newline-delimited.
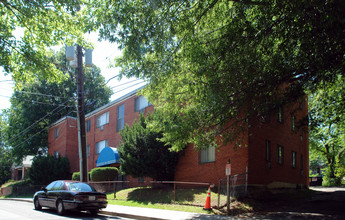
[46, 181, 64, 208]
[38, 181, 56, 207]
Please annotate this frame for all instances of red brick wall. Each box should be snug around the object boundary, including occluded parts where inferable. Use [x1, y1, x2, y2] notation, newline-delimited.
[248, 98, 309, 187]
[175, 137, 249, 185]
[48, 117, 79, 174]
[85, 96, 154, 171]
[48, 92, 308, 188]
[48, 95, 155, 174]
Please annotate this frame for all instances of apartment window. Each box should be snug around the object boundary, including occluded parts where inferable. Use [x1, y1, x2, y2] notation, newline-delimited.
[299, 97, 303, 110]
[291, 115, 296, 131]
[117, 104, 125, 132]
[265, 140, 271, 169]
[86, 120, 91, 132]
[87, 145, 90, 157]
[277, 145, 284, 165]
[291, 151, 296, 168]
[266, 140, 271, 161]
[300, 154, 304, 175]
[96, 112, 109, 128]
[96, 140, 108, 154]
[277, 106, 283, 123]
[299, 128, 303, 142]
[199, 146, 215, 163]
[54, 151, 59, 158]
[135, 96, 151, 113]
[55, 127, 59, 138]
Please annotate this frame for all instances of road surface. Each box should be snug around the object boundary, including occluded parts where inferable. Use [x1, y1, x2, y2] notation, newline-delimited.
[0, 200, 133, 220]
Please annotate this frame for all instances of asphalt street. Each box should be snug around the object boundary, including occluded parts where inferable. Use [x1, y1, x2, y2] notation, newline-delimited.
[0, 200, 133, 220]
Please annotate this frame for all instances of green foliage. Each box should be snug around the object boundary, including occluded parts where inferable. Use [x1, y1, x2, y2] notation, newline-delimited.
[0, 0, 93, 82]
[28, 155, 70, 185]
[72, 172, 80, 181]
[90, 167, 118, 181]
[119, 113, 179, 181]
[3, 48, 112, 163]
[0, 114, 12, 185]
[309, 75, 345, 186]
[92, 0, 345, 150]
[0, 146, 12, 185]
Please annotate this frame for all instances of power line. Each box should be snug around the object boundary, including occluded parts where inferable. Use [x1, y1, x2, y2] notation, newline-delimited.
[16, 90, 74, 100]
[7, 99, 72, 144]
[11, 109, 76, 150]
[112, 81, 147, 94]
[109, 79, 144, 90]
[0, 94, 74, 108]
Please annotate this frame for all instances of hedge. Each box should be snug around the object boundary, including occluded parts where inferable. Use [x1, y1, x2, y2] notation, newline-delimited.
[90, 167, 118, 181]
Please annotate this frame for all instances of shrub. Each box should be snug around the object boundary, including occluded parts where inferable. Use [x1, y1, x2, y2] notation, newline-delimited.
[71, 172, 91, 181]
[90, 167, 118, 181]
[72, 172, 80, 181]
[28, 155, 70, 185]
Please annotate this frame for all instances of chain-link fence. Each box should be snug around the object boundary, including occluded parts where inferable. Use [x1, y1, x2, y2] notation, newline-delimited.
[89, 180, 212, 204]
[10, 185, 44, 197]
[217, 170, 248, 207]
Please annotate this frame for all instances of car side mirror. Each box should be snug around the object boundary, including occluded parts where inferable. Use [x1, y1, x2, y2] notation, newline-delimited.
[41, 187, 47, 192]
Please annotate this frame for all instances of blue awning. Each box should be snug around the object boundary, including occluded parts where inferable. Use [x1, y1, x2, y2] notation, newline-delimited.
[96, 147, 120, 167]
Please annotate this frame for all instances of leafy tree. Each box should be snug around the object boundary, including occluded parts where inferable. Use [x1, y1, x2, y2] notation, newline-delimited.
[92, 0, 345, 150]
[309, 75, 345, 186]
[28, 154, 70, 185]
[0, 0, 93, 82]
[0, 114, 12, 185]
[119, 114, 179, 181]
[4, 49, 112, 163]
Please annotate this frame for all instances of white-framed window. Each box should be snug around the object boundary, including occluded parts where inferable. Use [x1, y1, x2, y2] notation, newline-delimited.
[87, 145, 90, 157]
[291, 151, 296, 168]
[135, 96, 151, 113]
[55, 127, 59, 138]
[95, 140, 108, 154]
[86, 120, 91, 132]
[96, 112, 109, 128]
[117, 104, 125, 132]
[199, 146, 215, 163]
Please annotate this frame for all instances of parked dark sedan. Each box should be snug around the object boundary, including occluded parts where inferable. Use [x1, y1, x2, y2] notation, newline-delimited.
[33, 180, 107, 215]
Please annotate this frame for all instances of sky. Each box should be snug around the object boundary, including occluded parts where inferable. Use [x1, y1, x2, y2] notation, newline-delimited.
[0, 32, 145, 111]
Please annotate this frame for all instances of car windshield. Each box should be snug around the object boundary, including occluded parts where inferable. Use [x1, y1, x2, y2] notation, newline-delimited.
[66, 182, 96, 192]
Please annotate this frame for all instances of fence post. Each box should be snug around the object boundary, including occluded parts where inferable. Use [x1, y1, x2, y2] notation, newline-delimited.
[245, 166, 248, 193]
[217, 180, 220, 207]
[174, 182, 176, 203]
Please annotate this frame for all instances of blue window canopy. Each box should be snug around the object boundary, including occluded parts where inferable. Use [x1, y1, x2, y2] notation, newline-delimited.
[96, 147, 120, 167]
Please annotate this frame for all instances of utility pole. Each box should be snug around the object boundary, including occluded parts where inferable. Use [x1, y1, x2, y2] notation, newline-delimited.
[76, 45, 88, 182]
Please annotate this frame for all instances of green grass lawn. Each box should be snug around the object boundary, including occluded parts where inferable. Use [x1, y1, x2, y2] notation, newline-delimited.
[105, 187, 250, 214]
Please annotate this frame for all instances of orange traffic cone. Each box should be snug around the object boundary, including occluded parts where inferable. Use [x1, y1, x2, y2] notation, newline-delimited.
[203, 187, 211, 210]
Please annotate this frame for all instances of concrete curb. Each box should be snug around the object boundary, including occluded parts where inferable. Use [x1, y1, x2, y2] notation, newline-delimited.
[0, 198, 33, 203]
[100, 210, 164, 220]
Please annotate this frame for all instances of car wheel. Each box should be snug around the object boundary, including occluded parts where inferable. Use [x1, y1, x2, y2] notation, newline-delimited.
[89, 210, 99, 216]
[56, 200, 65, 215]
[34, 197, 42, 210]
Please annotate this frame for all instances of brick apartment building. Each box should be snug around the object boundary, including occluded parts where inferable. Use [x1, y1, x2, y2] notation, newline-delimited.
[48, 87, 309, 189]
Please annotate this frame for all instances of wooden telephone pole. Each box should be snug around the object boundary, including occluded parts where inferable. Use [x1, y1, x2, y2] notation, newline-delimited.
[76, 45, 88, 182]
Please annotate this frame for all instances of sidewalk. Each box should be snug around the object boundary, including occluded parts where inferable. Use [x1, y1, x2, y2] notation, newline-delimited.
[0, 198, 230, 220]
